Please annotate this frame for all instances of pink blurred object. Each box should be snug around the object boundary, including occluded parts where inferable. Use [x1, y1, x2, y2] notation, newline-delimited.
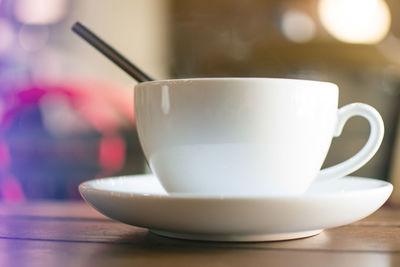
[0, 78, 139, 199]
[2, 78, 134, 132]
[0, 174, 25, 203]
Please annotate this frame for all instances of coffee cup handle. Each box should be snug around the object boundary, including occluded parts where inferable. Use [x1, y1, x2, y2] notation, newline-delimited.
[317, 103, 384, 181]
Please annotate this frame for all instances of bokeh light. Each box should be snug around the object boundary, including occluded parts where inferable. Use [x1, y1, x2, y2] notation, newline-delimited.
[14, 0, 67, 25]
[18, 24, 49, 52]
[0, 18, 15, 55]
[318, 0, 391, 44]
[281, 10, 316, 43]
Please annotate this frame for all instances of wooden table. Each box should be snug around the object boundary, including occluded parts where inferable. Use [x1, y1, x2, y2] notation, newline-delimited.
[0, 201, 399, 267]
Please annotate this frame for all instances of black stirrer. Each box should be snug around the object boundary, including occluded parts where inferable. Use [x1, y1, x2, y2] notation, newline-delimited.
[72, 21, 154, 82]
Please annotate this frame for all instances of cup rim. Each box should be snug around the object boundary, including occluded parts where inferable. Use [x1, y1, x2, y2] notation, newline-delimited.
[135, 77, 338, 89]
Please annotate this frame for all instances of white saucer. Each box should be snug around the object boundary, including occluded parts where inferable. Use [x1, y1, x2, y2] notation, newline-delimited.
[79, 175, 392, 242]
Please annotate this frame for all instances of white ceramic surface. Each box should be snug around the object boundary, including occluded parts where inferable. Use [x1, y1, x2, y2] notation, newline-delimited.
[79, 174, 392, 242]
[134, 78, 384, 195]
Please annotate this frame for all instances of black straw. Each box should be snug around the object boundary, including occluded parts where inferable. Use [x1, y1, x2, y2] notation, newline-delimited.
[72, 21, 154, 82]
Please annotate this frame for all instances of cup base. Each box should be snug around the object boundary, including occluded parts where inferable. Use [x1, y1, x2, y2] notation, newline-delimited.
[151, 229, 323, 242]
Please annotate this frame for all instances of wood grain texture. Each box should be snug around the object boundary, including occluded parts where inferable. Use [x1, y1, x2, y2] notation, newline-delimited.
[0, 202, 399, 266]
[0, 238, 398, 267]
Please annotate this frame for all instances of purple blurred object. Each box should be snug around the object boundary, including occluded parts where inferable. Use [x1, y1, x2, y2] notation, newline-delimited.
[0, 80, 134, 200]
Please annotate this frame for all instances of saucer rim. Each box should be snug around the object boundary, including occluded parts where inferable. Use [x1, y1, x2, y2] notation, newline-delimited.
[79, 174, 393, 201]
[79, 174, 393, 242]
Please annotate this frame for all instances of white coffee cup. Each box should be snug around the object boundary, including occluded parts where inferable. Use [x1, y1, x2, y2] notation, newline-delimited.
[134, 78, 384, 196]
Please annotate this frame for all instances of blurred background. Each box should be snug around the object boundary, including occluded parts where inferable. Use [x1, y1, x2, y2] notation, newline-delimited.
[0, 0, 399, 201]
